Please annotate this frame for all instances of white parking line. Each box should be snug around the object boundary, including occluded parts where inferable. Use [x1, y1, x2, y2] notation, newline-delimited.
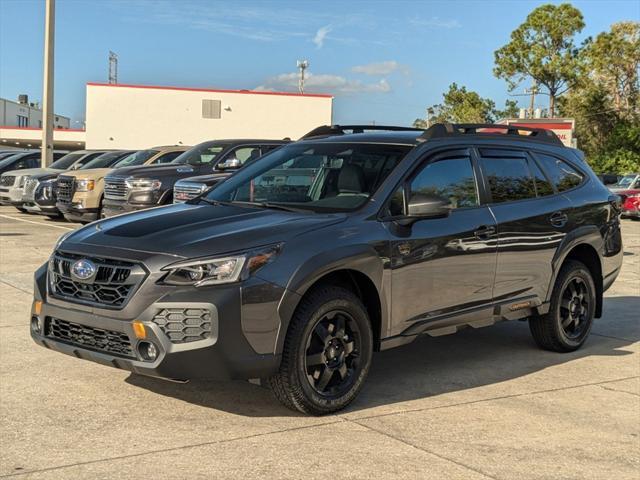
[0, 213, 75, 231]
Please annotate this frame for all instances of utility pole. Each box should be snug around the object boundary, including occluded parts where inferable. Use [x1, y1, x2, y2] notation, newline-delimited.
[297, 60, 309, 94]
[108, 51, 118, 84]
[41, 0, 55, 167]
[525, 82, 538, 119]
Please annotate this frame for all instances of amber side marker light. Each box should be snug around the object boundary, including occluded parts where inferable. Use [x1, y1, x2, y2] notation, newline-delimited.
[132, 321, 146, 339]
[33, 300, 42, 315]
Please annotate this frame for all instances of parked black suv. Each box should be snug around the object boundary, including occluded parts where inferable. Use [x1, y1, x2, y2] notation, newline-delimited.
[102, 140, 287, 217]
[31, 124, 623, 414]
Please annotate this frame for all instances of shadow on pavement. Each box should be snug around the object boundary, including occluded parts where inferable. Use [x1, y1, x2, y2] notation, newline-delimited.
[126, 296, 639, 417]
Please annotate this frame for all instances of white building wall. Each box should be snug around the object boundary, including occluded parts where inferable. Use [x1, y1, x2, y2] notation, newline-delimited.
[85, 83, 333, 149]
[0, 98, 70, 129]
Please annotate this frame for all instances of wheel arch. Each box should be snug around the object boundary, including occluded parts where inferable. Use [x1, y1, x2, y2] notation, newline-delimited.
[549, 228, 604, 318]
[276, 246, 387, 353]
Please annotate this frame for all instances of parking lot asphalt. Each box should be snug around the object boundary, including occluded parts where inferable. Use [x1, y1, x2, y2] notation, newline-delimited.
[0, 205, 638, 479]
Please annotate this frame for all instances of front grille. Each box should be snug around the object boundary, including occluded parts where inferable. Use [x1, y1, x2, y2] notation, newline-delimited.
[104, 176, 128, 200]
[45, 317, 134, 358]
[152, 308, 212, 343]
[56, 176, 75, 203]
[49, 251, 147, 308]
[0, 175, 15, 187]
[23, 177, 39, 201]
[173, 183, 206, 203]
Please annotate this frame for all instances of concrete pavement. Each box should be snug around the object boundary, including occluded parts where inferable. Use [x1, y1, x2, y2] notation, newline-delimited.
[0, 206, 638, 479]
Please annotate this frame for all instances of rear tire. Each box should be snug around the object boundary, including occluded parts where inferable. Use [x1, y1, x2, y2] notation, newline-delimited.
[267, 285, 373, 415]
[529, 260, 596, 352]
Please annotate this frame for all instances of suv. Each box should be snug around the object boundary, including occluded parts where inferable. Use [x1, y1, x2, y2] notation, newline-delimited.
[23, 151, 133, 217]
[102, 140, 287, 217]
[30, 124, 623, 415]
[56, 146, 189, 223]
[0, 151, 98, 210]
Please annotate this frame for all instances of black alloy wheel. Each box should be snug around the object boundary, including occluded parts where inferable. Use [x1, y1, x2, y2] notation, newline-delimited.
[304, 310, 361, 397]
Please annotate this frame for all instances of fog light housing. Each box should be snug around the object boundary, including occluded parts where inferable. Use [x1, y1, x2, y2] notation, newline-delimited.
[31, 316, 42, 334]
[138, 341, 158, 361]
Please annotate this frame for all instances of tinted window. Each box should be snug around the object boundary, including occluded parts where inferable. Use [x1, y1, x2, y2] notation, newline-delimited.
[481, 157, 536, 203]
[529, 159, 555, 196]
[81, 151, 130, 169]
[536, 154, 583, 192]
[231, 147, 261, 165]
[114, 150, 159, 167]
[172, 143, 226, 165]
[153, 151, 183, 164]
[410, 157, 478, 209]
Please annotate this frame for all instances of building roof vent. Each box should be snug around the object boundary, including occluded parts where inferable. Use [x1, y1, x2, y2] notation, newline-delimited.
[18, 94, 29, 105]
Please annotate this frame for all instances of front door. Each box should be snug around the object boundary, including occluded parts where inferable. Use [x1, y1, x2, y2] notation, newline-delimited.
[388, 149, 498, 336]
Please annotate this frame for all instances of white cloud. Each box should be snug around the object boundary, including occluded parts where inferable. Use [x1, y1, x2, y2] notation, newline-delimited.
[410, 16, 461, 29]
[256, 72, 391, 95]
[313, 25, 332, 48]
[351, 61, 410, 76]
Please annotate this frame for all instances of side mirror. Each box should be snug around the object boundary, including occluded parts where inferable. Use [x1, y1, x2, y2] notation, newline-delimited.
[217, 158, 241, 171]
[398, 193, 452, 226]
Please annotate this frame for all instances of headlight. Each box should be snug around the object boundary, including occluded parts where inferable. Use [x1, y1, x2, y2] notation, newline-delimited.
[161, 244, 281, 286]
[40, 179, 55, 200]
[75, 179, 95, 192]
[126, 177, 162, 191]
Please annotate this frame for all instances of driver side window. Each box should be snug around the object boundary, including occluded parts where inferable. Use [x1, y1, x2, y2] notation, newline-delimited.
[389, 157, 478, 216]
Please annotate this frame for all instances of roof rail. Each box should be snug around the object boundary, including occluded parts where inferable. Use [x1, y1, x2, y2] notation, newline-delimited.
[301, 124, 424, 139]
[418, 123, 564, 146]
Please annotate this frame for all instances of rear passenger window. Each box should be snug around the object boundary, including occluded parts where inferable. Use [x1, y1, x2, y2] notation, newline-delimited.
[481, 157, 536, 203]
[529, 159, 555, 197]
[536, 154, 583, 192]
[410, 157, 478, 209]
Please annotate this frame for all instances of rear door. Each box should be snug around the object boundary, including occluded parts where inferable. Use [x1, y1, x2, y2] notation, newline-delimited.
[477, 147, 572, 306]
[388, 148, 498, 335]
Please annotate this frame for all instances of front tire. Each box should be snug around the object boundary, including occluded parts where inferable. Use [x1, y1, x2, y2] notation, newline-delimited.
[529, 259, 596, 352]
[268, 285, 373, 415]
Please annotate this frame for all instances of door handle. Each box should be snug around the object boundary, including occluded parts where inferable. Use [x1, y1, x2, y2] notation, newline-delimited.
[474, 225, 495, 240]
[550, 211, 568, 228]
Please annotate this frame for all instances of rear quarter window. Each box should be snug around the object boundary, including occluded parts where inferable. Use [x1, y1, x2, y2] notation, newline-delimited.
[535, 154, 584, 192]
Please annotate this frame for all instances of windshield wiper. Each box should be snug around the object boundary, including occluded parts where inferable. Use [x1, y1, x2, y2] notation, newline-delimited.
[230, 201, 310, 213]
[196, 198, 234, 207]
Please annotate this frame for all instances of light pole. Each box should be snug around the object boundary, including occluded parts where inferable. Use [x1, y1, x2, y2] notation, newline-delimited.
[41, 0, 55, 167]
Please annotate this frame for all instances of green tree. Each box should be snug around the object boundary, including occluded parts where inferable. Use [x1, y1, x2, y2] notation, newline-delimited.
[585, 21, 640, 116]
[413, 83, 501, 127]
[494, 3, 585, 117]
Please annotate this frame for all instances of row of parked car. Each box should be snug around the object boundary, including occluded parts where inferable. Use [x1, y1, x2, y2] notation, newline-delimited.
[0, 139, 288, 223]
[1, 138, 639, 224]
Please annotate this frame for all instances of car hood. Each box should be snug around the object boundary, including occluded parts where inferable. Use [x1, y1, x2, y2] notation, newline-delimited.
[179, 172, 232, 186]
[61, 168, 112, 180]
[63, 203, 346, 260]
[2, 167, 63, 178]
[109, 164, 204, 179]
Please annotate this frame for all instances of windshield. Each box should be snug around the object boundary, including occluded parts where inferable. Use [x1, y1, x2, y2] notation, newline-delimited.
[80, 151, 130, 169]
[49, 152, 85, 169]
[0, 154, 24, 168]
[171, 142, 226, 165]
[615, 174, 638, 188]
[203, 142, 411, 213]
[0, 152, 21, 163]
[114, 149, 158, 167]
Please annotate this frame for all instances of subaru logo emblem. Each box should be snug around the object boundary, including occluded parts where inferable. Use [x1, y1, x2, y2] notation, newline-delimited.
[71, 259, 96, 281]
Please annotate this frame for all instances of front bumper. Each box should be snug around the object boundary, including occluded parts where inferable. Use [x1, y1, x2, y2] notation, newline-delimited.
[57, 202, 99, 222]
[103, 197, 159, 218]
[30, 253, 285, 381]
[621, 208, 640, 219]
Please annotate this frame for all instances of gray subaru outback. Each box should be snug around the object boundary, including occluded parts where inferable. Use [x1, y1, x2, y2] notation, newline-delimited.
[31, 124, 623, 414]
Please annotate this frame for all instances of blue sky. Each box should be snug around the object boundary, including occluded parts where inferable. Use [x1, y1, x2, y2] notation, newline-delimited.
[1, 0, 638, 126]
